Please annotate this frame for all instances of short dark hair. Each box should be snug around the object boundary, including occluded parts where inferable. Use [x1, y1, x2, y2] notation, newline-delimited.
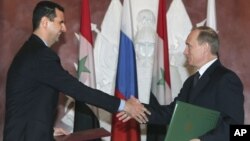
[32, 1, 64, 31]
[193, 26, 219, 55]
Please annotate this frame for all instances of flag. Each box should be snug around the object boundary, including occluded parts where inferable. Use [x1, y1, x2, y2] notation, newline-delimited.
[93, 0, 122, 140]
[111, 0, 140, 140]
[167, 0, 192, 99]
[147, 0, 171, 140]
[94, 0, 122, 96]
[77, 0, 95, 88]
[73, 0, 100, 134]
[151, 0, 171, 105]
[206, 0, 217, 31]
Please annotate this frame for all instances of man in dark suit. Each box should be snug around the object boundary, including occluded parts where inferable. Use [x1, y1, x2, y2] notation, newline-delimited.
[119, 26, 244, 141]
[3, 1, 150, 141]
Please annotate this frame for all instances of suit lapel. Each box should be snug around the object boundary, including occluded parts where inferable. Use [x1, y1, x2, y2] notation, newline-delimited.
[189, 75, 210, 101]
[188, 60, 221, 101]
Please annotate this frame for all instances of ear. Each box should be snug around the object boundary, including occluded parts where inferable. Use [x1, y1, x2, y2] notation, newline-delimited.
[40, 16, 49, 29]
[202, 42, 211, 54]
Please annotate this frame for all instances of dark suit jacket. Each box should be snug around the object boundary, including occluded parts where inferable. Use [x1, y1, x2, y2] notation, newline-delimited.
[4, 34, 120, 141]
[145, 60, 244, 141]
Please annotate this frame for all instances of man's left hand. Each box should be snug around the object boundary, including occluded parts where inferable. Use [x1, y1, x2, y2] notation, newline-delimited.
[118, 96, 151, 123]
[53, 127, 70, 136]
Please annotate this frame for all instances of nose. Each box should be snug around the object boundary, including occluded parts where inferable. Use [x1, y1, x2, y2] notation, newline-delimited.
[62, 24, 67, 32]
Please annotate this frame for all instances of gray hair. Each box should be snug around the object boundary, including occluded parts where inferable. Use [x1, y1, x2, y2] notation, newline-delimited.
[193, 26, 219, 55]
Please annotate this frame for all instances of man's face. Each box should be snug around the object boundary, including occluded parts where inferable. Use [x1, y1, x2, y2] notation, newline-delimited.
[184, 30, 205, 68]
[47, 8, 67, 45]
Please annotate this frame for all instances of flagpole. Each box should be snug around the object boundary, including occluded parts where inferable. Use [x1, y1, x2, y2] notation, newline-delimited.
[207, 0, 217, 31]
[128, 0, 135, 41]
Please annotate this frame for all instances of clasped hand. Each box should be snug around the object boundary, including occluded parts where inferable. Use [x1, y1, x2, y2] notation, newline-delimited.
[118, 96, 151, 124]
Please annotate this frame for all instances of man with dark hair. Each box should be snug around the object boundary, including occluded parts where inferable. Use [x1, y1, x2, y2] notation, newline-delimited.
[3, 1, 149, 141]
[119, 26, 244, 141]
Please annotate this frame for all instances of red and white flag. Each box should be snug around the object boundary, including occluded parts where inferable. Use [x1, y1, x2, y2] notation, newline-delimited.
[58, 0, 97, 133]
[72, 0, 99, 131]
[77, 0, 96, 92]
[151, 0, 171, 105]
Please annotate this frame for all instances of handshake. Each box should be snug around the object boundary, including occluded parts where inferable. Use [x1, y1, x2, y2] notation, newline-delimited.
[54, 96, 151, 136]
[118, 96, 151, 124]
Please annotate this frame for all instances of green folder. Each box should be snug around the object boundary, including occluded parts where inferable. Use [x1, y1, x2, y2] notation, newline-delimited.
[164, 101, 220, 141]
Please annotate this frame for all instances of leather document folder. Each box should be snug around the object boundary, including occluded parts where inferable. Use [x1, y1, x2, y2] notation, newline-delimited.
[54, 127, 111, 141]
[164, 101, 220, 141]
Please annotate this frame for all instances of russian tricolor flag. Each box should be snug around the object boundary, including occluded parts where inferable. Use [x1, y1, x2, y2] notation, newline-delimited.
[111, 0, 140, 140]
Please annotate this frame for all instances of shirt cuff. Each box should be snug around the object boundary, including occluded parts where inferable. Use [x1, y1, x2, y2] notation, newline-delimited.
[118, 100, 125, 111]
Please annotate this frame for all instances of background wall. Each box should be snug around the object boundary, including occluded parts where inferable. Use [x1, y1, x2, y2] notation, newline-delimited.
[0, 0, 250, 140]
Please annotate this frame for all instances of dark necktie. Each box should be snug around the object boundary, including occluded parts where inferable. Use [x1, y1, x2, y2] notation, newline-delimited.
[193, 72, 200, 87]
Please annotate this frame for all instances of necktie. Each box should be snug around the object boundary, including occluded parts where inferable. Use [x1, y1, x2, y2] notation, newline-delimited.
[193, 72, 200, 87]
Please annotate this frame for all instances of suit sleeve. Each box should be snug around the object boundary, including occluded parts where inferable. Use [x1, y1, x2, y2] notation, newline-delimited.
[144, 76, 195, 125]
[33, 49, 120, 113]
[144, 94, 174, 125]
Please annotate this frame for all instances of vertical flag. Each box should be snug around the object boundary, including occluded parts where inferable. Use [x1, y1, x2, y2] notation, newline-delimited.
[73, 0, 100, 132]
[206, 0, 217, 31]
[111, 0, 140, 141]
[147, 0, 171, 140]
[167, 0, 192, 99]
[151, 0, 171, 105]
[77, 0, 95, 86]
[93, 0, 122, 140]
[94, 0, 122, 96]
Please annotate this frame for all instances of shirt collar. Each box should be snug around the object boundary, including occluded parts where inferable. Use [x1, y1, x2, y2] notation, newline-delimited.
[41, 39, 49, 47]
[32, 33, 49, 47]
[198, 58, 218, 77]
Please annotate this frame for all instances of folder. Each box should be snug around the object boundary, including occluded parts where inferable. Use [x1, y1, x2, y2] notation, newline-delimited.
[54, 127, 111, 141]
[164, 101, 220, 141]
